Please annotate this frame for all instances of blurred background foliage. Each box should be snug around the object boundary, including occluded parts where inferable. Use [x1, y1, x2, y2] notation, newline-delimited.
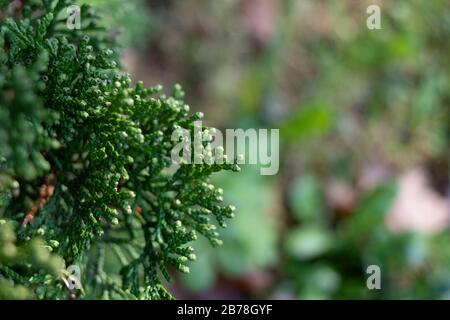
[0, 220, 65, 299]
[85, 0, 449, 299]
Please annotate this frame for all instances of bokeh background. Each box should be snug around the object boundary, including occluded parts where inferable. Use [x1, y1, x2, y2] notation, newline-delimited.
[83, 0, 450, 299]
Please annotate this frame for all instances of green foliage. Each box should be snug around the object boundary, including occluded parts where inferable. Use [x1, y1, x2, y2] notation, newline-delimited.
[282, 181, 450, 299]
[180, 167, 277, 292]
[77, 0, 151, 48]
[0, 220, 65, 299]
[143, 0, 449, 299]
[0, 0, 238, 299]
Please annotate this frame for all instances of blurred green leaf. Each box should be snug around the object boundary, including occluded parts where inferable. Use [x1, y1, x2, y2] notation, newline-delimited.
[180, 166, 279, 294]
[282, 103, 334, 141]
[285, 224, 333, 260]
[342, 182, 397, 243]
[298, 265, 341, 299]
[216, 166, 278, 276]
[289, 173, 325, 222]
[0, 0, 10, 9]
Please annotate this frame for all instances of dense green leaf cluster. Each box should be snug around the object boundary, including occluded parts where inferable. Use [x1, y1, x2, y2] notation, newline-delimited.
[0, 219, 64, 299]
[0, 0, 238, 299]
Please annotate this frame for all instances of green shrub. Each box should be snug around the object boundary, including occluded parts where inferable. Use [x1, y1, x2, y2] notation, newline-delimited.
[0, 0, 238, 299]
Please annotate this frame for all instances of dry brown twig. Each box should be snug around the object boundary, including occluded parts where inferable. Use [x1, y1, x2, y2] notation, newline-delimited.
[22, 174, 56, 227]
